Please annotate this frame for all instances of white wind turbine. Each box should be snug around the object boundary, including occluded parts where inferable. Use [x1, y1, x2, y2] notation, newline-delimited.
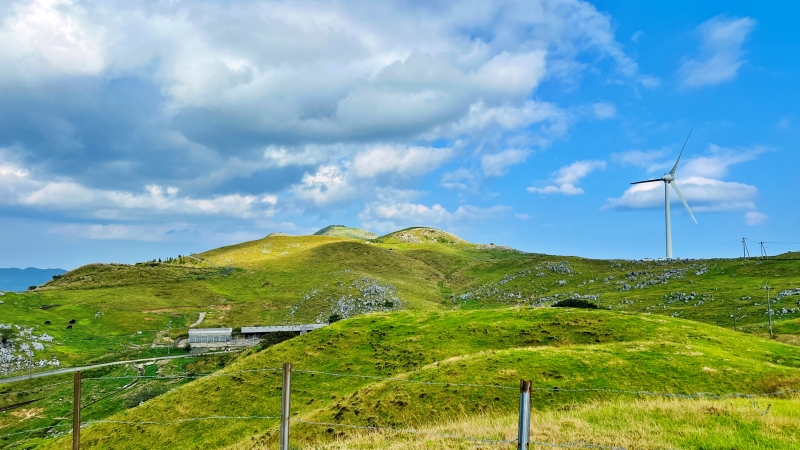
[631, 130, 697, 259]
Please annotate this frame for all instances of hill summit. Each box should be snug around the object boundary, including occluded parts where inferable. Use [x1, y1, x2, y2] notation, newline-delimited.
[313, 225, 378, 240]
[374, 227, 466, 244]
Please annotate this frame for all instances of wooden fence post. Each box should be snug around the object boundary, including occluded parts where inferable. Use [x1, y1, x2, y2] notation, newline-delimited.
[280, 362, 292, 450]
[73, 371, 81, 450]
[517, 379, 532, 450]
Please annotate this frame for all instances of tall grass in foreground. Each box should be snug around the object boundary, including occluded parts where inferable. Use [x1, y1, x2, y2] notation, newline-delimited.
[295, 397, 800, 449]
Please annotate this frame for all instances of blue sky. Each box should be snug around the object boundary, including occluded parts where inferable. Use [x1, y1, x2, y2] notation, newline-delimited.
[0, 0, 798, 269]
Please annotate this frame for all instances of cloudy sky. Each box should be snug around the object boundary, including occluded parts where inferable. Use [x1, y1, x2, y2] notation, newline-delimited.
[1, 0, 798, 269]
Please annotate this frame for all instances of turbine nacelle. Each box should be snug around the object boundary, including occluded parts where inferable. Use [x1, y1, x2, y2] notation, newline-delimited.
[662, 174, 675, 182]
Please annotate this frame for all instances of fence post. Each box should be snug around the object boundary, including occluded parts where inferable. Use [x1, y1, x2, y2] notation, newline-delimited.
[73, 371, 81, 450]
[280, 362, 292, 450]
[517, 379, 531, 450]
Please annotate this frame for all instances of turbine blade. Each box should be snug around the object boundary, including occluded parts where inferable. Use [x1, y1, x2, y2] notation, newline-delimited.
[671, 181, 697, 224]
[630, 178, 662, 185]
[670, 128, 693, 175]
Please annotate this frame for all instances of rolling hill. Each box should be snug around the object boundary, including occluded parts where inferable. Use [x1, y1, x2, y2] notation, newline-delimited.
[30, 308, 800, 449]
[2, 226, 800, 448]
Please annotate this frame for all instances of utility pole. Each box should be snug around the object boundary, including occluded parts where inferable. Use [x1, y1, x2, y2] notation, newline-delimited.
[760, 241, 767, 258]
[73, 371, 81, 450]
[742, 238, 750, 259]
[766, 282, 773, 338]
[167, 321, 171, 356]
[279, 362, 292, 450]
[517, 379, 532, 449]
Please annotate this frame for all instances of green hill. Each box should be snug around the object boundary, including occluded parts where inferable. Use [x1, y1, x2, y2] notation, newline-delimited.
[313, 225, 378, 240]
[33, 308, 800, 449]
[2, 227, 800, 447]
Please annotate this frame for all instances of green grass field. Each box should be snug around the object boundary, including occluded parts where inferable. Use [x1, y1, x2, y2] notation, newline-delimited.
[27, 308, 800, 449]
[2, 226, 800, 448]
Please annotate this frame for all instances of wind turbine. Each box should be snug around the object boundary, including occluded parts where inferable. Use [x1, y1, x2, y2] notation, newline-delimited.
[631, 130, 697, 259]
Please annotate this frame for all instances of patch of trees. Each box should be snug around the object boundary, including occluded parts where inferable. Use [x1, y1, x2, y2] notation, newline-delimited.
[552, 299, 598, 309]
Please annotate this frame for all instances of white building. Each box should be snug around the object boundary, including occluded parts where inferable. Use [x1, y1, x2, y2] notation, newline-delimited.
[188, 328, 232, 344]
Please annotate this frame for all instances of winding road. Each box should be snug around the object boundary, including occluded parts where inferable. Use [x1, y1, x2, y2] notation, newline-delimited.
[0, 354, 192, 385]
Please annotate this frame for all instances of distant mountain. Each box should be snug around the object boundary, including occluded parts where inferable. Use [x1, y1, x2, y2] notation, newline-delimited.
[313, 225, 378, 240]
[0, 268, 67, 292]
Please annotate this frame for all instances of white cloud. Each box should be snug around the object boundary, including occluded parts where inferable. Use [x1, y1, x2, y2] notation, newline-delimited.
[481, 149, 530, 177]
[745, 211, 767, 226]
[352, 145, 454, 178]
[680, 144, 763, 178]
[611, 148, 670, 173]
[528, 160, 606, 195]
[440, 168, 476, 191]
[605, 177, 757, 212]
[48, 222, 266, 243]
[359, 194, 511, 233]
[0, 0, 106, 80]
[607, 143, 763, 214]
[592, 102, 616, 120]
[292, 164, 355, 205]
[678, 15, 756, 88]
[0, 155, 276, 219]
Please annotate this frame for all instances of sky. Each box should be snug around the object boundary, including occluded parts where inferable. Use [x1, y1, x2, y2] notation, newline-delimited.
[0, 0, 798, 269]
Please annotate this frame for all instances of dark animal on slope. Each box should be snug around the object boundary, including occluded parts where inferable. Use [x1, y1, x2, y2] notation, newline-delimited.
[66, 325, 72, 329]
[44, 320, 51, 325]
[69, 319, 76, 324]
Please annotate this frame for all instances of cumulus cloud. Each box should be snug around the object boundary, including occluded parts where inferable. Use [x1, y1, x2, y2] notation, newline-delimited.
[606, 144, 763, 213]
[0, 154, 277, 219]
[745, 211, 767, 226]
[528, 160, 606, 195]
[358, 190, 511, 233]
[352, 145, 454, 178]
[678, 15, 756, 88]
[605, 177, 757, 212]
[0, 0, 656, 247]
[481, 149, 530, 177]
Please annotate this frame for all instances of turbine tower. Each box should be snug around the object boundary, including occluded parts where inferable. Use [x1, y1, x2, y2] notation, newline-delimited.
[631, 130, 698, 259]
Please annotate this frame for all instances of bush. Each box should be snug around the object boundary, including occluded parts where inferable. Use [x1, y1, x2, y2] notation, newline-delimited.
[552, 299, 598, 309]
[327, 314, 343, 324]
[125, 383, 169, 407]
[259, 331, 299, 350]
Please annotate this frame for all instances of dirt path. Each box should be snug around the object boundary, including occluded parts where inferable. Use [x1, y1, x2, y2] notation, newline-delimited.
[189, 312, 207, 328]
[0, 354, 192, 385]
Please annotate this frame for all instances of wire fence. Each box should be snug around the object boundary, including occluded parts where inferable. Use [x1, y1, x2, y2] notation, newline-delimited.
[2, 364, 798, 448]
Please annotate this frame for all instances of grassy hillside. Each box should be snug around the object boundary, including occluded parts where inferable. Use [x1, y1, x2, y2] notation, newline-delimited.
[2, 228, 799, 378]
[313, 225, 378, 240]
[33, 308, 800, 449]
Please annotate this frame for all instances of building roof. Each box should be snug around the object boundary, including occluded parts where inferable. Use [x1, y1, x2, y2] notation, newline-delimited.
[241, 324, 326, 333]
[188, 328, 232, 336]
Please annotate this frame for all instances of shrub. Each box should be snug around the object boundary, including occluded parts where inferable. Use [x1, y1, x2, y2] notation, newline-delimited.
[125, 383, 169, 408]
[552, 299, 598, 309]
[259, 331, 298, 350]
[327, 314, 343, 324]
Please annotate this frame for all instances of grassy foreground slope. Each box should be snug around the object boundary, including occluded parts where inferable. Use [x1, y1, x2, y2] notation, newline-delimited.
[41, 308, 800, 449]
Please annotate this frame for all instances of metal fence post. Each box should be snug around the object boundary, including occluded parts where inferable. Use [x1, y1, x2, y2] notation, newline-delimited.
[517, 379, 531, 450]
[280, 362, 292, 450]
[73, 371, 81, 450]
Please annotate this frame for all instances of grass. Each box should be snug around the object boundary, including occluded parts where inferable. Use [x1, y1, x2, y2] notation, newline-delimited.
[298, 397, 800, 449]
[4, 229, 798, 374]
[2, 227, 800, 448]
[30, 307, 800, 450]
[0, 353, 239, 449]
